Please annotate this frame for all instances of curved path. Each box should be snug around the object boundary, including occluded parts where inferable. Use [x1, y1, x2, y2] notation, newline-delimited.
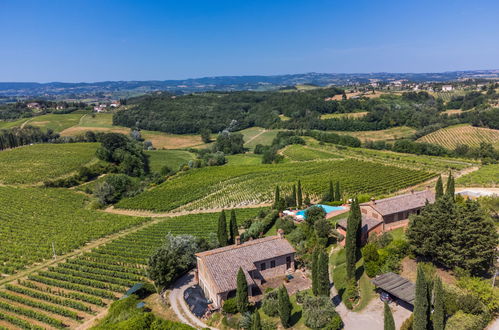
[168, 271, 216, 330]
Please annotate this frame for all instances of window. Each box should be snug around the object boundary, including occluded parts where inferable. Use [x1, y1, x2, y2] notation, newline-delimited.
[260, 263, 266, 271]
[270, 260, 276, 268]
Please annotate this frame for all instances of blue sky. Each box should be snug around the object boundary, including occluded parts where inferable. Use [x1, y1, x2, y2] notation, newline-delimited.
[1, 0, 498, 82]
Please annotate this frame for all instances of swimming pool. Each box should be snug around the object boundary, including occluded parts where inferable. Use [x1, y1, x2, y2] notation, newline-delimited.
[296, 204, 346, 218]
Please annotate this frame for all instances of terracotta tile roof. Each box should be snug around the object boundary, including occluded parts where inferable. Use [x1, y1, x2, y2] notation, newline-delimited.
[196, 236, 295, 294]
[337, 215, 383, 233]
[360, 190, 435, 216]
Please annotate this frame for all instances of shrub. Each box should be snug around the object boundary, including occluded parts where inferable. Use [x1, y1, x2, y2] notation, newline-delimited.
[222, 297, 238, 314]
[275, 217, 296, 234]
[445, 311, 484, 330]
[457, 277, 499, 314]
[364, 260, 381, 277]
[302, 295, 341, 329]
[325, 313, 343, 330]
[261, 291, 279, 317]
[362, 243, 379, 263]
[345, 279, 359, 307]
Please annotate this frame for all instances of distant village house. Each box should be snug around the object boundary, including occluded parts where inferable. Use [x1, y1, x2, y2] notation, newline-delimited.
[441, 85, 453, 91]
[195, 230, 295, 309]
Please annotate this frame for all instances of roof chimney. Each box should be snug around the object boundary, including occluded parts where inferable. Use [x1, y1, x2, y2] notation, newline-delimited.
[235, 236, 241, 245]
[370, 197, 376, 205]
[277, 228, 285, 239]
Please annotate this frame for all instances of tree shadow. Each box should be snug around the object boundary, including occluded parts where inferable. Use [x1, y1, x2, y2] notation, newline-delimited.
[289, 310, 302, 327]
[355, 265, 365, 281]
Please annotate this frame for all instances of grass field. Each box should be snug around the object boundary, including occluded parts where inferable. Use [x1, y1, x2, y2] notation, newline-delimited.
[146, 149, 196, 172]
[25, 113, 85, 132]
[456, 164, 499, 187]
[0, 186, 146, 274]
[0, 143, 98, 184]
[417, 124, 499, 150]
[241, 128, 281, 150]
[0, 118, 31, 129]
[0, 208, 262, 329]
[282, 144, 343, 161]
[116, 159, 435, 212]
[320, 112, 368, 119]
[59, 113, 210, 149]
[328, 126, 416, 142]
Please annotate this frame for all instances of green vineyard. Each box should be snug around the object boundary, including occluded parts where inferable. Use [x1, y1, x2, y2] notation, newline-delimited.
[117, 159, 437, 212]
[0, 208, 262, 329]
[0, 186, 147, 274]
[0, 143, 98, 184]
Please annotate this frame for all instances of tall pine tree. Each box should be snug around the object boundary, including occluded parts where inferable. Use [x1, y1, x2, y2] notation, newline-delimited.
[229, 209, 238, 245]
[413, 264, 430, 330]
[346, 198, 361, 280]
[316, 249, 330, 296]
[251, 310, 262, 330]
[334, 181, 341, 201]
[311, 249, 319, 295]
[217, 210, 228, 247]
[435, 175, 444, 199]
[297, 180, 303, 208]
[445, 172, 455, 200]
[278, 285, 292, 328]
[236, 267, 249, 313]
[432, 277, 445, 330]
[384, 302, 395, 330]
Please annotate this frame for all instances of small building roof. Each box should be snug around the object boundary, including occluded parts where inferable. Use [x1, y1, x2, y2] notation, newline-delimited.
[337, 216, 383, 233]
[361, 190, 435, 216]
[372, 272, 415, 305]
[196, 235, 295, 294]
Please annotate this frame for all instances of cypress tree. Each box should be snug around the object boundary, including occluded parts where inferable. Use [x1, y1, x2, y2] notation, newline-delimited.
[432, 277, 445, 330]
[217, 210, 228, 247]
[311, 249, 319, 295]
[236, 267, 249, 313]
[384, 302, 395, 330]
[329, 180, 334, 202]
[413, 264, 429, 330]
[346, 198, 361, 280]
[273, 185, 280, 209]
[317, 249, 330, 296]
[229, 209, 238, 245]
[297, 180, 303, 208]
[278, 285, 292, 328]
[291, 185, 297, 208]
[334, 181, 341, 201]
[435, 175, 444, 199]
[251, 310, 262, 330]
[445, 172, 455, 200]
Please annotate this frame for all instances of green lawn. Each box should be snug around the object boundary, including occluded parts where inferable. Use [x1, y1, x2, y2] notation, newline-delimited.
[146, 149, 196, 172]
[330, 248, 375, 311]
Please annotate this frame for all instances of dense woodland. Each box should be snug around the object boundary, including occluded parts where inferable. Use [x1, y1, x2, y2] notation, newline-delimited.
[113, 88, 499, 135]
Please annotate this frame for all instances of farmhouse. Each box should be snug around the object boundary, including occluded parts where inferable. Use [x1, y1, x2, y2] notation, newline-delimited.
[442, 85, 453, 91]
[195, 230, 295, 309]
[337, 189, 435, 245]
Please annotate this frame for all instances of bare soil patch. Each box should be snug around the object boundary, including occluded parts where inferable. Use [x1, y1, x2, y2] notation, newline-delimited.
[400, 257, 456, 285]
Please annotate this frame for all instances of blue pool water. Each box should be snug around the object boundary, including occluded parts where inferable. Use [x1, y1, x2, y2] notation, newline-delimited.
[296, 204, 345, 218]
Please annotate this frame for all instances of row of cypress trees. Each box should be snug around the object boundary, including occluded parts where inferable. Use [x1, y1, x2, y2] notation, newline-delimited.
[273, 181, 311, 211]
[311, 248, 330, 296]
[413, 264, 446, 330]
[217, 209, 239, 247]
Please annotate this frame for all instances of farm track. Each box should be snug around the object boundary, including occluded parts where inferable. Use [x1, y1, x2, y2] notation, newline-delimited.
[244, 128, 268, 145]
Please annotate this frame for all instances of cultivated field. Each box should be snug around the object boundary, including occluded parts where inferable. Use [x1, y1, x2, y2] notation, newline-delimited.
[282, 144, 343, 161]
[0, 208, 262, 329]
[146, 149, 196, 172]
[116, 159, 436, 212]
[0, 186, 146, 275]
[417, 124, 499, 150]
[0, 143, 98, 184]
[241, 127, 281, 150]
[456, 164, 499, 187]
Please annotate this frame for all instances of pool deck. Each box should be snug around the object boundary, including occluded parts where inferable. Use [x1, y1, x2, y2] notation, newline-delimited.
[325, 205, 350, 219]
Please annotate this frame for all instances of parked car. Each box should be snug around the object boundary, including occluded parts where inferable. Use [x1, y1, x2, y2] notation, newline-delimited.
[380, 291, 393, 303]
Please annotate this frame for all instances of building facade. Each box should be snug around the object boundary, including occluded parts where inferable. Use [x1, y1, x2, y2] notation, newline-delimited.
[195, 230, 295, 309]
